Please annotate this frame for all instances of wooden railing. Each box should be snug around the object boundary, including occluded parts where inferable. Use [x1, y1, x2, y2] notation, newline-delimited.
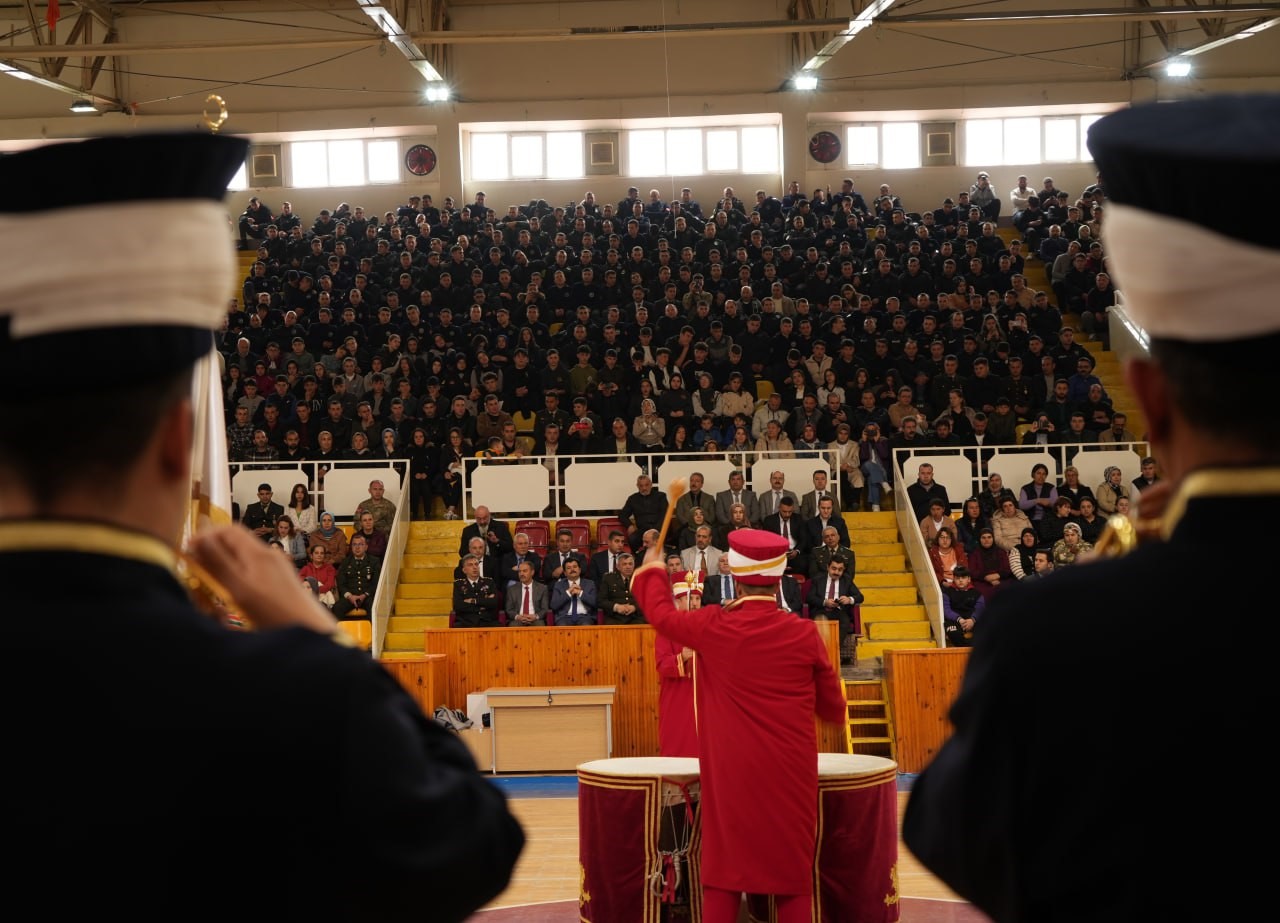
[414, 620, 847, 758]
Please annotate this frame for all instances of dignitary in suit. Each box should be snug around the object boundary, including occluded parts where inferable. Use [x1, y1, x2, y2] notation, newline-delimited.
[0, 132, 522, 921]
[809, 525, 856, 579]
[655, 570, 703, 757]
[589, 529, 628, 585]
[453, 535, 501, 581]
[700, 555, 738, 607]
[904, 95, 1280, 923]
[805, 557, 864, 663]
[757, 469, 800, 519]
[714, 469, 761, 527]
[550, 558, 598, 625]
[798, 468, 843, 520]
[503, 560, 549, 627]
[803, 495, 850, 548]
[674, 470, 717, 529]
[458, 504, 514, 559]
[452, 553, 502, 627]
[619, 474, 670, 554]
[680, 525, 723, 578]
[599, 552, 644, 625]
[498, 531, 542, 591]
[760, 496, 812, 577]
[631, 530, 846, 923]
[541, 527, 589, 583]
[772, 572, 804, 615]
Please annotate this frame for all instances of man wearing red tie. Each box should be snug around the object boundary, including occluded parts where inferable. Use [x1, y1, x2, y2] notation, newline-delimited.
[503, 561, 548, 626]
[633, 530, 846, 923]
[804, 558, 864, 664]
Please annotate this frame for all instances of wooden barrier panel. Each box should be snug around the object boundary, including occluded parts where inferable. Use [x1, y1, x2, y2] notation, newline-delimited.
[883, 647, 972, 774]
[380, 654, 446, 718]
[423, 620, 846, 759]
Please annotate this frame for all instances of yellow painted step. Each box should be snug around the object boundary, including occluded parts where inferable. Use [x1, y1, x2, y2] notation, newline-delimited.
[845, 527, 897, 544]
[396, 583, 453, 599]
[410, 521, 466, 538]
[379, 650, 431, 661]
[395, 598, 452, 616]
[400, 567, 455, 584]
[404, 553, 459, 569]
[384, 630, 430, 650]
[858, 555, 906, 573]
[861, 603, 926, 621]
[860, 639, 937, 658]
[859, 587, 918, 606]
[855, 572, 916, 588]
[845, 512, 897, 529]
[868, 620, 932, 641]
[851, 542, 904, 557]
[388, 615, 449, 632]
[406, 538, 463, 554]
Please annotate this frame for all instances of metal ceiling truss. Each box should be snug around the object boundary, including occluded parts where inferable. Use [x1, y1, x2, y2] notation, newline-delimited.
[5, 0, 124, 109]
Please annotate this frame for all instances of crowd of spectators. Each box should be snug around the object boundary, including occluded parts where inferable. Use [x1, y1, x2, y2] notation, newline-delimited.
[223, 172, 1119, 523]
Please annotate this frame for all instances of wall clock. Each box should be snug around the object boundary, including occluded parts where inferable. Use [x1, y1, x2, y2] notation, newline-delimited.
[808, 130, 842, 164]
[405, 144, 437, 177]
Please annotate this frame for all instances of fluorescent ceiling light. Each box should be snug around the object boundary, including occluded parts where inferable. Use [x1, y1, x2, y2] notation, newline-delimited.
[792, 74, 819, 91]
[1166, 57, 1191, 77]
[69, 98, 98, 113]
[424, 84, 451, 102]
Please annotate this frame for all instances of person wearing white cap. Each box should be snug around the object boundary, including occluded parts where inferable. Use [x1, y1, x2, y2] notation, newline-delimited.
[0, 134, 523, 920]
[633, 528, 845, 923]
[905, 94, 1280, 923]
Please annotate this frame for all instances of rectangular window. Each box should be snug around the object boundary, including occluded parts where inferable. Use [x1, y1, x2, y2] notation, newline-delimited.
[1079, 115, 1104, 161]
[227, 161, 248, 192]
[706, 130, 738, 171]
[845, 126, 878, 166]
[882, 123, 920, 169]
[629, 129, 666, 174]
[547, 133, 584, 178]
[624, 124, 780, 176]
[367, 140, 400, 183]
[291, 141, 329, 188]
[327, 139, 365, 187]
[740, 126, 779, 174]
[666, 128, 702, 176]
[964, 120, 1002, 167]
[1044, 119, 1077, 163]
[511, 135, 544, 178]
[1003, 118, 1040, 164]
[471, 133, 509, 180]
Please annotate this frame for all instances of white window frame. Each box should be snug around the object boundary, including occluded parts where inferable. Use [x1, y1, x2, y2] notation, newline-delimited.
[624, 125, 779, 176]
[469, 131, 586, 181]
[841, 123, 921, 169]
[288, 138, 404, 187]
[965, 114, 1102, 166]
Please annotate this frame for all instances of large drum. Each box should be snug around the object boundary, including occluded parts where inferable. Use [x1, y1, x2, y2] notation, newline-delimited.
[579, 757, 702, 923]
[749, 753, 900, 923]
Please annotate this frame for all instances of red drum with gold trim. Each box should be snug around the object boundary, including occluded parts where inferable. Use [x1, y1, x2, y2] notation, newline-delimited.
[578, 757, 702, 923]
[748, 753, 899, 922]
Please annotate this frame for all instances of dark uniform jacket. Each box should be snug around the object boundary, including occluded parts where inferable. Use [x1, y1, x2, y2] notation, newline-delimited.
[4, 522, 522, 921]
[337, 552, 381, 601]
[903, 476, 1279, 923]
[598, 571, 644, 625]
[452, 575, 501, 627]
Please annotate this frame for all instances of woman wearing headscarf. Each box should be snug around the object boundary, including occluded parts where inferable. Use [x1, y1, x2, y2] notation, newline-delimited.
[967, 527, 1013, 602]
[306, 511, 349, 566]
[1008, 526, 1040, 580]
[1094, 465, 1132, 514]
[400, 426, 435, 520]
[1052, 521, 1094, 567]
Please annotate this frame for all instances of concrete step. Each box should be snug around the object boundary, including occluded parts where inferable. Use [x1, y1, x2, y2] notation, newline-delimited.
[844, 512, 897, 529]
[411, 521, 466, 539]
[860, 639, 937, 658]
[395, 598, 452, 616]
[406, 538, 463, 554]
[867, 619, 932, 641]
[404, 552, 460, 569]
[379, 650, 432, 661]
[388, 615, 450, 632]
[860, 587, 919, 606]
[855, 572, 917, 588]
[846, 527, 898, 544]
[851, 541, 904, 558]
[384, 629, 432, 650]
[858, 555, 906, 573]
[861, 603, 926, 621]
[396, 583, 453, 599]
[400, 566, 455, 583]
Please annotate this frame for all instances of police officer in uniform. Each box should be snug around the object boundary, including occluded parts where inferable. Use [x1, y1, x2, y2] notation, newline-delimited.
[0, 134, 522, 921]
[904, 95, 1280, 923]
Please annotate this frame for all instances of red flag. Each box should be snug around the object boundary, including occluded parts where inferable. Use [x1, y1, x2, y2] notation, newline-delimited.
[47, 0, 59, 34]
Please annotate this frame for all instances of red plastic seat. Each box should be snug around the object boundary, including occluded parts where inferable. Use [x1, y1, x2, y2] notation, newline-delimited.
[594, 516, 625, 552]
[514, 519, 551, 555]
[554, 518, 591, 555]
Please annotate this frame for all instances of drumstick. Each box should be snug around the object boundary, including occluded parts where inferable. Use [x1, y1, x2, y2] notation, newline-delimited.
[653, 476, 687, 561]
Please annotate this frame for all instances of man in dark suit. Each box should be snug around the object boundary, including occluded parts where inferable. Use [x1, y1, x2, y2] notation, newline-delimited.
[757, 469, 800, 520]
[541, 528, 589, 583]
[701, 556, 739, 607]
[498, 531, 542, 591]
[598, 553, 644, 624]
[674, 470, 717, 529]
[453, 536, 501, 582]
[241, 482, 285, 539]
[452, 553, 502, 627]
[803, 495, 850, 549]
[549, 558, 598, 626]
[714, 468, 761, 526]
[904, 96, 1280, 923]
[810, 523, 856, 579]
[804, 558, 863, 664]
[798, 468, 843, 521]
[772, 572, 804, 615]
[458, 504, 514, 558]
[503, 560, 549, 627]
[761, 496, 812, 577]
[906, 462, 951, 521]
[590, 530, 629, 585]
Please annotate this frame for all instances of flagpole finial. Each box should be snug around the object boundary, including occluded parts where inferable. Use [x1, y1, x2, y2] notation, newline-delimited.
[202, 94, 228, 134]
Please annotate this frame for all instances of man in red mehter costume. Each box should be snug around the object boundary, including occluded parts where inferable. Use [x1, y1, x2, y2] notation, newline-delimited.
[634, 529, 846, 922]
[654, 570, 703, 758]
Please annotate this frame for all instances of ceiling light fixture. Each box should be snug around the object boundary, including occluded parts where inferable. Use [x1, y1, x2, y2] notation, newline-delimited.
[1166, 57, 1192, 77]
[792, 74, 819, 91]
[69, 98, 98, 113]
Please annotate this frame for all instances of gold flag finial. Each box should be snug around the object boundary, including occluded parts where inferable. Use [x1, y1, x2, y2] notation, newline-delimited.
[202, 94, 228, 133]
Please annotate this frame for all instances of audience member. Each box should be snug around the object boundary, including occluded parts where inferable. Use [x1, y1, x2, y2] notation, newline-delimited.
[955, 497, 991, 553]
[1017, 463, 1058, 525]
[242, 483, 285, 539]
[1051, 522, 1093, 567]
[966, 528, 1012, 603]
[550, 558, 597, 626]
[619, 474, 670, 553]
[1094, 465, 1132, 514]
[334, 533, 380, 619]
[991, 496, 1033, 551]
[715, 469, 761, 527]
[452, 553, 501, 627]
[806, 557, 864, 664]
[598, 552, 643, 625]
[504, 561, 548, 627]
[907, 462, 951, 521]
[1056, 465, 1095, 512]
[1007, 526, 1041, 580]
[940, 566, 984, 647]
[928, 528, 962, 588]
[285, 482, 317, 535]
[298, 543, 338, 607]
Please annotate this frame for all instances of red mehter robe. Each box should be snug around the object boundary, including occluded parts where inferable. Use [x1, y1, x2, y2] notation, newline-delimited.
[633, 567, 846, 896]
[655, 633, 699, 758]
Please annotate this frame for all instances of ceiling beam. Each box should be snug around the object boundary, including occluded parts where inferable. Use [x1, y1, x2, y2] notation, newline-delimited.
[877, 4, 1280, 27]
